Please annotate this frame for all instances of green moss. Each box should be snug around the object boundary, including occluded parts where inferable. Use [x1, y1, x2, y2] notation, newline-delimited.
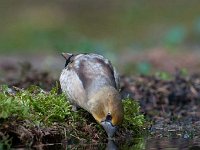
[0, 85, 71, 125]
[122, 98, 145, 133]
[155, 71, 172, 80]
[155, 68, 188, 81]
[0, 85, 146, 145]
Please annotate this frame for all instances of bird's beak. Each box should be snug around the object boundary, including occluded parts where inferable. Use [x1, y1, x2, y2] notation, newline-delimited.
[101, 121, 117, 138]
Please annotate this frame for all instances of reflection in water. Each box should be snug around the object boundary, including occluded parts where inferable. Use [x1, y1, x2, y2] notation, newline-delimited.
[61, 137, 145, 150]
[106, 140, 118, 150]
[62, 140, 118, 150]
[32, 137, 200, 150]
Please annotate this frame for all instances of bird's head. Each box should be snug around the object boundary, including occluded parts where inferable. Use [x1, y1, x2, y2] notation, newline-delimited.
[89, 87, 124, 138]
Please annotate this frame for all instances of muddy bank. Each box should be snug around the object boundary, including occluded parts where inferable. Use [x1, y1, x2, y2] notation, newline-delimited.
[121, 70, 200, 138]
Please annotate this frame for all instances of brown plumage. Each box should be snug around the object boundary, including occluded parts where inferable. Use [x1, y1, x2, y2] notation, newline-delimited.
[59, 53, 124, 137]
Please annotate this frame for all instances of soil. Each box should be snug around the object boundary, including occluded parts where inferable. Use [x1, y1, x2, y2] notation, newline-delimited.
[120, 71, 200, 138]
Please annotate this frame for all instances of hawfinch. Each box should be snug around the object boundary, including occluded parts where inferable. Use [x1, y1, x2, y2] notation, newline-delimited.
[60, 53, 123, 138]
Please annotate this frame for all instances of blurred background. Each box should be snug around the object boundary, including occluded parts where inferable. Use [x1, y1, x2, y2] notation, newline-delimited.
[1, 0, 200, 78]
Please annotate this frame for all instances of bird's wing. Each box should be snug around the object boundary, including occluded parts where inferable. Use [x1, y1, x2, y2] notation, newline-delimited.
[73, 54, 120, 91]
[107, 60, 120, 90]
[91, 54, 120, 90]
[92, 53, 120, 90]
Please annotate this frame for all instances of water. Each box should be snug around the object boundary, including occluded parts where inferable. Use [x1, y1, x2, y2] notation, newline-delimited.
[146, 138, 200, 150]
[11, 138, 200, 150]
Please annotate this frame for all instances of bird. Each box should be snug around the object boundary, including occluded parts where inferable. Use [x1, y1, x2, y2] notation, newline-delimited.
[59, 53, 124, 138]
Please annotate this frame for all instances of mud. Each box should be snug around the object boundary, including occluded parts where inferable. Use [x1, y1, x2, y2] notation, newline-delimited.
[121, 70, 200, 138]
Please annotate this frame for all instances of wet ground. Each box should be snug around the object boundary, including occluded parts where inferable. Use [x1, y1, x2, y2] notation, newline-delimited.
[121, 70, 200, 137]
[1, 53, 200, 149]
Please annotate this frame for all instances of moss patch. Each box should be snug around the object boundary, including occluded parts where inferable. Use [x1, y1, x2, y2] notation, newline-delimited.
[0, 85, 145, 148]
